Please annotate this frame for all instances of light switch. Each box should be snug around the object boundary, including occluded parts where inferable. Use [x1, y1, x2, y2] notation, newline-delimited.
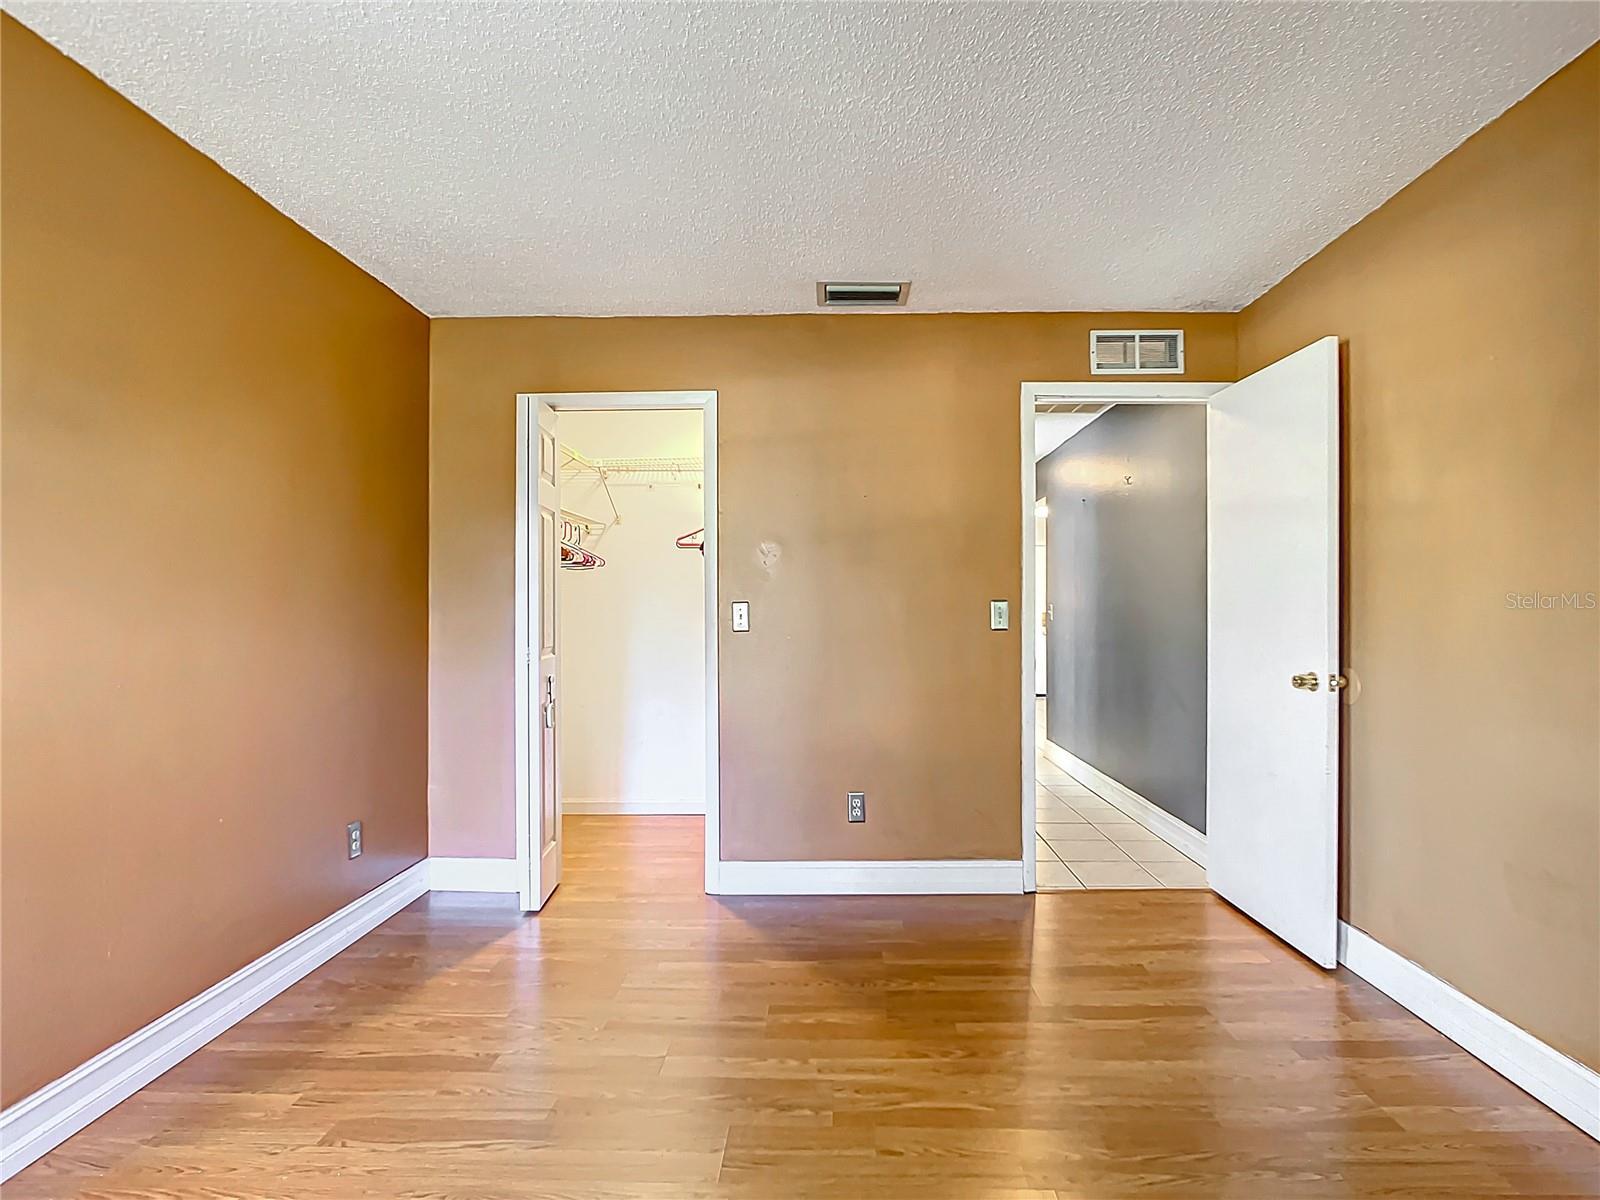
[989, 599, 1009, 631]
[731, 600, 750, 632]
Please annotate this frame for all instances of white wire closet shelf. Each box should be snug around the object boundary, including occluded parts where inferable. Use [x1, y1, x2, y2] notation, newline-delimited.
[561, 446, 703, 476]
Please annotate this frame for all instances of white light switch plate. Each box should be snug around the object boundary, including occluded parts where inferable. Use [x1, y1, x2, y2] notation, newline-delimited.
[731, 600, 750, 632]
[989, 600, 1009, 631]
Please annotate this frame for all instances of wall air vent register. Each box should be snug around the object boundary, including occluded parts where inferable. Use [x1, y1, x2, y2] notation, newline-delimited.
[817, 281, 910, 307]
[1090, 329, 1184, 375]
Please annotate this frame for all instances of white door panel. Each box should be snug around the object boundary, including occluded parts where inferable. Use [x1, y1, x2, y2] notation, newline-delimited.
[518, 403, 563, 911]
[1035, 540, 1048, 695]
[1206, 336, 1340, 967]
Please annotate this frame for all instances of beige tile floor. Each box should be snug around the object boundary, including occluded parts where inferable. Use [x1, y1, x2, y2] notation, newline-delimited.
[1035, 708, 1206, 891]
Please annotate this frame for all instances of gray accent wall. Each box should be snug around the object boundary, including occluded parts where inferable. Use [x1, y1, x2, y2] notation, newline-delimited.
[1037, 405, 1207, 833]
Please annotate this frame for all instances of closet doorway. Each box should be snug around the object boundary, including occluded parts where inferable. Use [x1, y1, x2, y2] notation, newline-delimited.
[515, 391, 719, 913]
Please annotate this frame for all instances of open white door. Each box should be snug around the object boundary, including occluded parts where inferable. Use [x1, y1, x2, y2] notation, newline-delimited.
[516, 401, 563, 911]
[1207, 336, 1340, 967]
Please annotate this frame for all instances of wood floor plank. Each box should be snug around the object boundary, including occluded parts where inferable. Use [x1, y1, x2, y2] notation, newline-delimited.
[8, 814, 1596, 1199]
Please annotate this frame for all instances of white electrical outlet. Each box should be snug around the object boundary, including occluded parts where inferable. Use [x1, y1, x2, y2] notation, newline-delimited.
[989, 600, 1010, 631]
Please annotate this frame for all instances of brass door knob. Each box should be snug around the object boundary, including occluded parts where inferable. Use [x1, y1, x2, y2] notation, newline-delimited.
[1291, 672, 1321, 691]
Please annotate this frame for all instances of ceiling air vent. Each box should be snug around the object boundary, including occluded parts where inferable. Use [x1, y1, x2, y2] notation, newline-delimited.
[1090, 329, 1184, 375]
[817, 281, 910, 307]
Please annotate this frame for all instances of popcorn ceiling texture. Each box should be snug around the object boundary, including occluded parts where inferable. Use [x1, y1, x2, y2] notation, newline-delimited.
[8, 1, 1595, 317]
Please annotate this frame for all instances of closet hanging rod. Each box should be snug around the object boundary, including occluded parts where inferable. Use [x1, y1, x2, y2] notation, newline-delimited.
[559, 506, 608, 532]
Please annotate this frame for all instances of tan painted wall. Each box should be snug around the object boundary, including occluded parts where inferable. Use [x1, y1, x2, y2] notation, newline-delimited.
[1239, 46, 1600, 1069]
[1, 18, 431, 1105]
[429, 314, 1235, 861]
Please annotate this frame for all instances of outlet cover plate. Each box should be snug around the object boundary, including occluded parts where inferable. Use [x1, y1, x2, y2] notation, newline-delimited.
[847, 792, 866, 823]
[347, 821, 363, 859]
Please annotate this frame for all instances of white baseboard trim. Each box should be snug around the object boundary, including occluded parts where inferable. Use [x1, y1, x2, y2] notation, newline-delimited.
[428, 856, 521, 892]
[1338, 922, 1599, 1140]
[716, 859, 1023, 896]
[1040, 740, 1207, 865]
[0, 859, 430, 1182]
[563, 798, 705, 815]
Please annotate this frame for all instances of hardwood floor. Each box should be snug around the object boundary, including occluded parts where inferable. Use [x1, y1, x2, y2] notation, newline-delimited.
[11, 815, 1597, 1199]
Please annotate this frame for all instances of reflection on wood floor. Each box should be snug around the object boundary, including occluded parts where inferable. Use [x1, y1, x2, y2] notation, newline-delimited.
[10, 815, 1597, 1199]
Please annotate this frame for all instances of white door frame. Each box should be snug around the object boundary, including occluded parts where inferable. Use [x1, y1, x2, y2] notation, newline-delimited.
[1020, 382, 1225, 892]
[515, 390, 720, 907]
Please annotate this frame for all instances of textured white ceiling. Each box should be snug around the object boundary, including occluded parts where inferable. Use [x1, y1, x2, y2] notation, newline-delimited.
[8, 2, 1595, 317]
